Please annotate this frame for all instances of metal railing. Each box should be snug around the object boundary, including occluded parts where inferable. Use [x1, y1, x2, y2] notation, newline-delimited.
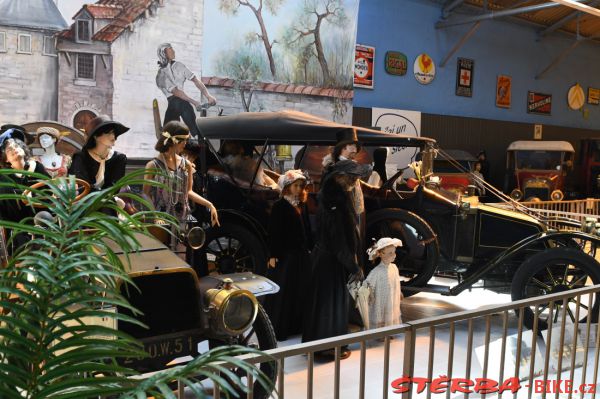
[152, 284, 600, 398]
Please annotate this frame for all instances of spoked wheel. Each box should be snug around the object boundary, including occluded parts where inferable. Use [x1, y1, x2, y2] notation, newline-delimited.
[209, 304, 277, 399]
[511, 247, 600, 331]
[366, 209, 439, 297]
[202, 223, 267, 276]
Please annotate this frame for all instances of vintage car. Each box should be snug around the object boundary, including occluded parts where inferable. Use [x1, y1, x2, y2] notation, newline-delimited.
[504, 140, 575, 201]
[193, 111, 600, 329]
[431, 149, 478, 195]
[0, 122, 279, 399]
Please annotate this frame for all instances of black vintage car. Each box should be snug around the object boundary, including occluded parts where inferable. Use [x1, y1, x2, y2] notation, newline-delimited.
[193, 110, 600, 329]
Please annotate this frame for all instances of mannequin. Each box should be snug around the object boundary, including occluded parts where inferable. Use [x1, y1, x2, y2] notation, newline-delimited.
[35, 127, 71, 178]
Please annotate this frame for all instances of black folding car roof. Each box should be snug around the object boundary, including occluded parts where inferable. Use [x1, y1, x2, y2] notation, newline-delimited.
[196, 110, 435, 147]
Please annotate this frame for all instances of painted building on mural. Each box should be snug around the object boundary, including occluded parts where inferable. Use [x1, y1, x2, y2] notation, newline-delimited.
[0, 0, 66, 123]
[56, 0, 204, 157]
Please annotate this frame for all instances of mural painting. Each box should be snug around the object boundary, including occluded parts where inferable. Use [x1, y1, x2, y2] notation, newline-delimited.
[202, 0, 360, 123]
[0, 0, 360, 158]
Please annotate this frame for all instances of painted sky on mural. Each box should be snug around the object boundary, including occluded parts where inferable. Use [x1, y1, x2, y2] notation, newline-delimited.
[56, 0, 86, 23]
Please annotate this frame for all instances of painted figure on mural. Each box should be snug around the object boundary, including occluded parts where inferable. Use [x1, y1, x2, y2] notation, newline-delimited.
[35, 127, 72, 178]
[156, 43, 217, 138]
[264, 169, 313, 341]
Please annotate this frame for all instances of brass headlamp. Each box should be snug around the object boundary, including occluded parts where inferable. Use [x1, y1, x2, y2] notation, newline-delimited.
[205, 278, 258, 336]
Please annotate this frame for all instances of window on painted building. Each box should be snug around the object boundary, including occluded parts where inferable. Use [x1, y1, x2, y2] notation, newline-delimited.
[76, 19, 91, 42]
[76, 53, 95, 80]
[0, 32, 6, 53]
[17, 33, 32, 54]
[43, 36, 57, 56]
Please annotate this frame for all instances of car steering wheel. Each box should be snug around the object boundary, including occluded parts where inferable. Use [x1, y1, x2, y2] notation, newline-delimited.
[22, 178, 91, 208]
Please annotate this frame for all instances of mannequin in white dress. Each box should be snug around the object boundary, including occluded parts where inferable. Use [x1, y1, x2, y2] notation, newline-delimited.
[365, 237, 404, 328]
[35, 127, 71, 178]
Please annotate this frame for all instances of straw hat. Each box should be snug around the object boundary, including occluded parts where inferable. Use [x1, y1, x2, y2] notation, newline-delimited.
[367, 237, 403, 260]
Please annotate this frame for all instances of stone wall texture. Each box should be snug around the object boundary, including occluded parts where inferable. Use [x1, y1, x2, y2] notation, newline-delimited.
[0, 27, 59, 123]
[57, 51, 114, 128]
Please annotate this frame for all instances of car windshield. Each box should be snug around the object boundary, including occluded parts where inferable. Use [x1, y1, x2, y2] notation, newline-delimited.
[515, 150, 563, 170]
[433, 159, 471, 173]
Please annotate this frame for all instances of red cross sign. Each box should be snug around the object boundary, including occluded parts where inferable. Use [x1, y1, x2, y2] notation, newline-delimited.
[460, 69, 471, 86]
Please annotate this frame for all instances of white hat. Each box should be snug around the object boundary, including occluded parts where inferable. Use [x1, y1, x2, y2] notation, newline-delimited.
[278, 169, 307, 191]
[367, 237, 403, 260]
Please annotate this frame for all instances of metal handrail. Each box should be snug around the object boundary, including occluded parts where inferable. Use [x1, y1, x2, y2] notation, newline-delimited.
[143, 284, 600, 398]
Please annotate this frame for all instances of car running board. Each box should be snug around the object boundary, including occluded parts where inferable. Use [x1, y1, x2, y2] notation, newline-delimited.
[402, 284, 452, 295]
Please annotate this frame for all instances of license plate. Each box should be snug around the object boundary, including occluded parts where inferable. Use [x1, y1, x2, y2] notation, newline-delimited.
[123, 330, 202, 369]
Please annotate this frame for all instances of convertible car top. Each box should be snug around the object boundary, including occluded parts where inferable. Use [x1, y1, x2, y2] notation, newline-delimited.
[196, 110, 436, 147]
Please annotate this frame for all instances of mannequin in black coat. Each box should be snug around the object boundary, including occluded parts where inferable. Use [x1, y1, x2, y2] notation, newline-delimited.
[264, 179, 313, 341]
[302, 167, 361, 353]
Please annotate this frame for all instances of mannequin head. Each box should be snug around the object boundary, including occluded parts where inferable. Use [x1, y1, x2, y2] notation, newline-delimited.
[39, 133, 56, 150]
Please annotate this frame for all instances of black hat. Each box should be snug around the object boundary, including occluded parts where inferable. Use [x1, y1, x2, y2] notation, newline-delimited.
[0, 124, 35, 145]
[335, 129, 360, 149]
[83, 115, 129, 149]
[330, 159, 372, 179]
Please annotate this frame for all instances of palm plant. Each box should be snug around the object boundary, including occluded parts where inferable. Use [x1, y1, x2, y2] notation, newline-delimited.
[0, 169, 274, 399]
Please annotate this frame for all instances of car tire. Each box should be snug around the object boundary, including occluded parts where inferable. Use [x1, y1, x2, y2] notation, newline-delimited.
[511, 247, 600, 331]
[201, 223, 268, 276]
[210, 303, 278, 399]
[366, 209, 439, 297]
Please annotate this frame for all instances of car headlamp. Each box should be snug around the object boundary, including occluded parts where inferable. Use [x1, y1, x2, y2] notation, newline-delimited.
[510, 189, 523, 201]
[205, 278, 258, 336]
[550, 190, 564, 201]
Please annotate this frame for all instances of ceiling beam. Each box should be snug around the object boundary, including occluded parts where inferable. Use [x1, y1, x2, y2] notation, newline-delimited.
[539, 0, 600, 38]
[536, 32, 600, 79]
[549, 0, 600, 17]
[436, 0, 590, 29]
[437, 2, 566, 28]
[442, 0, 466, 19]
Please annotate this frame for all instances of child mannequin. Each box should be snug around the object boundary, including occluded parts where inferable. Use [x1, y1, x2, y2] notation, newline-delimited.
[365, 237, 403, 328]
[35, 127, 71, 178]
[265, 169, 312, 341]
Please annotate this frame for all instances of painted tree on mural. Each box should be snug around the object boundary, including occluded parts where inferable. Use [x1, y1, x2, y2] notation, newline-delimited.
[217, 0, 285, 79]
[215, 46, 267, 112]
[285, 0, 348, 87]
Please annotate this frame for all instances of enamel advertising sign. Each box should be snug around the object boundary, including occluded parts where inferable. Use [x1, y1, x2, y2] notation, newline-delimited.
[413, 53, 435, 85]
[354, 44, 375, 89]
[385, 51, 407, 76]
[455, 58, 474, 97]
[527, 91, 552, 115]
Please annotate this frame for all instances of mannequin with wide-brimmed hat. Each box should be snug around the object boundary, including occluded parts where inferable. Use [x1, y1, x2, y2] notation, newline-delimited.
[68, 115, 129, 191]
[35, 127, 72, 178]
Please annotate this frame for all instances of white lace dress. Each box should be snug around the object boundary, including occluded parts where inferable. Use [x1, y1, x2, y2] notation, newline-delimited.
[365, 261, 402, 328]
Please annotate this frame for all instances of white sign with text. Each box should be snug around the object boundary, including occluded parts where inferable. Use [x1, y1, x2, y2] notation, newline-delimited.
[372, 108, 422, 179]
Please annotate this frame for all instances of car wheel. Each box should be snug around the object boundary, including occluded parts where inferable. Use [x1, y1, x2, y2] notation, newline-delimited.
[366, 209, 439, 297]
[209, 303, 277, 399]
[202, 223, 268, 276]
[511, 247, 600, 331]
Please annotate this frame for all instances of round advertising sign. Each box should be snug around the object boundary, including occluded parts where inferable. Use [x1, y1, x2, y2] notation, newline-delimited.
[413, 53, 435, 85]
[568, 83, 585, 110]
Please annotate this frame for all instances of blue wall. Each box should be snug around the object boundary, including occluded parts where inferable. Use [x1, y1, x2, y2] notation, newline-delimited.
[354, 0, 600, 130]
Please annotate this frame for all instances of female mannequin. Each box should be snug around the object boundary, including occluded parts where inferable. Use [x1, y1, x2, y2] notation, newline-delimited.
[69, 115, 129, 191]
[35, 127, 71, 178]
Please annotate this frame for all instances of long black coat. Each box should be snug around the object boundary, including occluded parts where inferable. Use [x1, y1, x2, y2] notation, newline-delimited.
[264, 198, 313, 341]
[302, 174, 360, 343]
